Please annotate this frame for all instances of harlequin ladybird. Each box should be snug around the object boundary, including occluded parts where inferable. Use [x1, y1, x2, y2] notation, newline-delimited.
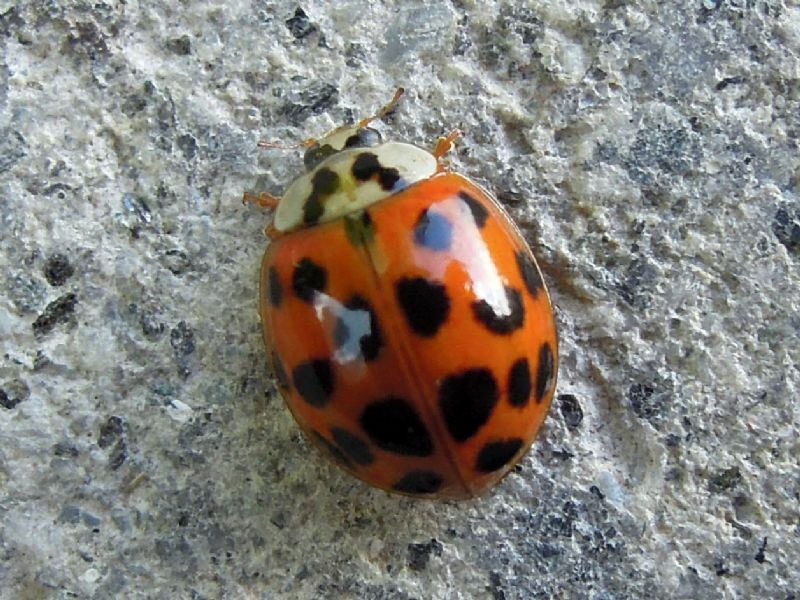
[248, 89, 558, 499]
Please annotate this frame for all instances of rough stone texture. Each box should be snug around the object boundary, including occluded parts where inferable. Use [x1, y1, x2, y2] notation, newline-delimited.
[1, 1, 798, 599]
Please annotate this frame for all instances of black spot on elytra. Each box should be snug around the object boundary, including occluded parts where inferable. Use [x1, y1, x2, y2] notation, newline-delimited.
[472, 286, 524, 334]
[407, 539, 443, 571]
[516, 251, 544, 298]
[772, 206, 800, 253]
[272, 353, 290, 391]
[303, 168, 340, 225]
[311, 431, 352, 468]
[351, 152, 401, 190]
[292, 258, 327, 302]
[507, 358, 532, 407]
[292, 359, 334, 407]
[331, 427, 374, 466]
[459, 191, 488, 228]
[439, 369, 499, 442]
[414, 209, 453, 251]
[44, 254, 74, 287]
[395, 277, 450, 337]
[33, 293, 77, 337]
[333, 295, 384, 362]
[392, 470, 444, 495]
[360, 396, 433, 456]
[559, 394, 583, 428]
[267, 266, 283, 307]
[475, 438, 524, 473]
[535, 343, 555, 403]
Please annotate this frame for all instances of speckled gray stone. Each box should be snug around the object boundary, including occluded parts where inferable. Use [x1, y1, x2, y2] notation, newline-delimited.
[1, 1, 798, 599]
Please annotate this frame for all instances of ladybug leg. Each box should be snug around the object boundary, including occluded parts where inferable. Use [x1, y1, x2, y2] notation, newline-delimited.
[357, 87, 405, 128]
[264, 222, 283, 240]
[242, 191, 280, 209]
[433, 129, 462, 159]
[257, 137, 318, 150]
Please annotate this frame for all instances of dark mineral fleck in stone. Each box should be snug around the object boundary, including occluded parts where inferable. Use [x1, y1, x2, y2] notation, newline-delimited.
[281, 83, 339, 121]
[285, 7, 318, 39]
[53, 441, 80, 457]
[108, 440, 127, 470]
[709, 466, 742, 492]
[407, 539, 443, 571]
[170, 321, 195, 357]
[43, 254, 74, 286]
[627, 381, 668, 420]
[167, 35, 191, 55]
[558, 394, 583, 428]
[98, 416, 124, 449]
[32, 293, 77, 337]
[772, 206, 800, 253]
[0, 388, 19, 410]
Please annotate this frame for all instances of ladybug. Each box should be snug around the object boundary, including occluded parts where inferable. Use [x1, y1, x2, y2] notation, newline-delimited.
[247, 89, 558, 499]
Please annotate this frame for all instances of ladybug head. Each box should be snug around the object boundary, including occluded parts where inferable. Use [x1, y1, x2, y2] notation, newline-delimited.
[303, 126, 383, 170]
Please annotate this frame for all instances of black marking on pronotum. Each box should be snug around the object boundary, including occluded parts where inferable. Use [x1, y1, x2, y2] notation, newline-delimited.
[303, 167, 341, 225]
[351, 152, 401, 191]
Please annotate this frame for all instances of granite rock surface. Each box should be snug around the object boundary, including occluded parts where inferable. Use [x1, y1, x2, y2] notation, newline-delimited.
[1, 1, 798, 598]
